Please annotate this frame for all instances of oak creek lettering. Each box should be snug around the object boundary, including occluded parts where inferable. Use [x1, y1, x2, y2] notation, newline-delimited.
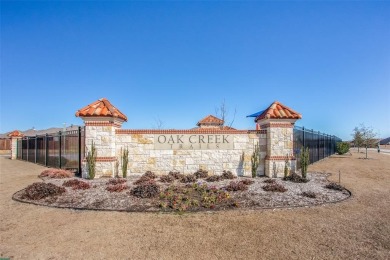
[154, 134, 233, 150]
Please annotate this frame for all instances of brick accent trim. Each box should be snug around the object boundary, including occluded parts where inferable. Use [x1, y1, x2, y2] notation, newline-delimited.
[116, 129, 267, 134]
[265, 156, 296, 160]
[83, 156, 117, 162]
[85, 122, 122, 127]
[259, 123, 294, 129]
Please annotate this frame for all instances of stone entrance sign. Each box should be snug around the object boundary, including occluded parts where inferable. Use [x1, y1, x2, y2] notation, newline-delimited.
[154, 134, 234, 150]
[73, 98, 302, 178]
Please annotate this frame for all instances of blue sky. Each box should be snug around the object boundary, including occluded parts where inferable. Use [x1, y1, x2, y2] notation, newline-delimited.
[1, 1, 389, 140]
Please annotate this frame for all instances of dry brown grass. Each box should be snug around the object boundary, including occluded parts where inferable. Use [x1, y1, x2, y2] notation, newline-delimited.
[0, 151, 389, 259]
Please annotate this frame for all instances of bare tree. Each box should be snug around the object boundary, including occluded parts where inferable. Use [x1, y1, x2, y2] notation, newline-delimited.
[152, 117, 164, 130]
[215, 99, 237, 128]
[353, 123, 377, 159]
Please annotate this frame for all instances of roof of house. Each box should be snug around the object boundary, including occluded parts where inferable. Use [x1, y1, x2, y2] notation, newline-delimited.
[75, 98, 127, 121]
[197, 115, 224, 126]
[0, 125, 82, 138]
[252, 101, 302, 121]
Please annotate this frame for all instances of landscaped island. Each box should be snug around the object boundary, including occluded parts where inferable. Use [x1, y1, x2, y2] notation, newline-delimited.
[13, 169, 350, 212]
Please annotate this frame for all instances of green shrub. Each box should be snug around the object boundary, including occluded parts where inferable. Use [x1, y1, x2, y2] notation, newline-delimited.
[121, 147, 129, 178]
[336, 142, 350, 155]
[300, 147, 310, 179]
[86, 141, 97, 179]
[251, 143, 260, 178]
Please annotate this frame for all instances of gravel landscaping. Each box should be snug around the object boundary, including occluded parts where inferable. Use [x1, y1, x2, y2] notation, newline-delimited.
[12, 171, 350, 212]
[1, 150, 389, 259]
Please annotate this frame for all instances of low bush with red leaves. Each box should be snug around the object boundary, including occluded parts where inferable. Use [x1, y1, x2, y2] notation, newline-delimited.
[63, 179, 91, 190]
[206, 175, 222, 182]
[142, 171, 157, 179]
[134, 175, 153, 185]
[39, 169, 74, 179]
[240, 179, 255, 185]
[159, 175, 175, 183]
[180, 174, 197, 183]
[168, 171, 184, 180]
[262, 183, 287, 192]
[194, 169, 208, 179]
[107, 178, 127, 185]
[222, 170, 235, 180]
[106, 184, 128, 192]
[22, 182, 66, 200]
[225, 181, 248, 191]
[263, 179, 276, 184]
[130, 181, 160, 198]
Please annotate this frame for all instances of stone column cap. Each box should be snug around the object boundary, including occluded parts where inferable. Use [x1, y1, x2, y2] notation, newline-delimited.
[254, 101, 302, 122]
[75, 98, 127, 122]
[8, 130, 24, 138]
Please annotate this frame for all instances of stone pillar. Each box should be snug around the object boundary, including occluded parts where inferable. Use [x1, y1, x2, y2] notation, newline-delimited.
[258, 119, 297, 178]
[8, 130, 23, 160]
[81, 118, 124, 178]
[75, 98, 128, 178]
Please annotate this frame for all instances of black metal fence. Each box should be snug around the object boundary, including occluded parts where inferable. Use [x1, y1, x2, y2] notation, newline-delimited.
[293, 126, 342, 169]
[17, 127, 85, 175]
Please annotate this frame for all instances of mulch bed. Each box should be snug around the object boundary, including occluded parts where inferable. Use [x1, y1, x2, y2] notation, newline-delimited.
[12, 172, 350, 212]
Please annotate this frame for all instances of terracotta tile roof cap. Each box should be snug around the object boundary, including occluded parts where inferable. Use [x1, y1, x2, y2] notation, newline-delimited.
[197, 115, 224, 126]
[255, 101, 302, 121]
[75, 98, 127, 121]
[8, 130, 24, 137]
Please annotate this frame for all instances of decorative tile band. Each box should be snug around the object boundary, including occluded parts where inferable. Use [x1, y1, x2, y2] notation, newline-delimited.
[85, 122, 122, 127]
[259, 123, 294, 129]
[265, 156, 296, 160]
[116, 129, 267, 134]
[83, 156, 117, 162]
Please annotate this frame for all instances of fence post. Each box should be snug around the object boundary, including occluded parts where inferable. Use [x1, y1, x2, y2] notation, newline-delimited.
[318, 131, 320, 161]
[26, 137, 29, 162]
[45, 134, 48, 166]
[35, 135, 37, 163]
[78, 126, 82, 176]
[59, 131, 62, 168]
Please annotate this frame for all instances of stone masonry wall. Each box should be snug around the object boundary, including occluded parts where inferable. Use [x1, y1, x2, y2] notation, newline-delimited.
[114, 130, 267, 177]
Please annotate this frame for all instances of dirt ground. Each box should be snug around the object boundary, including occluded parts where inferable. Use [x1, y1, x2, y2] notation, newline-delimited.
[0, 150, 389, 259]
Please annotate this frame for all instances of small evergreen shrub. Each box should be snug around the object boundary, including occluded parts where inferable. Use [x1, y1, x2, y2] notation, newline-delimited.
[194, 169, 209, 179]
[262, 183, 287, 192]
[86, 141, 97, 179]
[222, 170, 235, 180]
[121, 147, 129, 178]
[300, 147, 310, 179]
[22, 183, 66, 200]
[336, 142, 350, 155]
[325, 182, 345, 191]
[159, 175, 175, 183]
[180, 174, 197, 183]
[63, 179, 91, 190]
[130, 181, 160, 198]
[251, 143, 260, 178]
[39, 169, 74, 179]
